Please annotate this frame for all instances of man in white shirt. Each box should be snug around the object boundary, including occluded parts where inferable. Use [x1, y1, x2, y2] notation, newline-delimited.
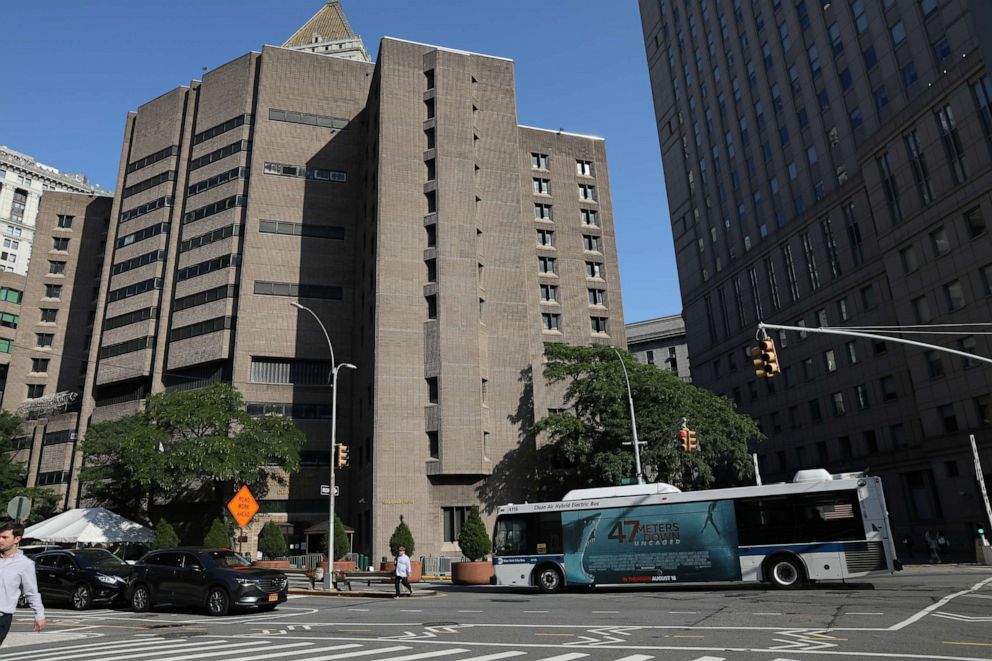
[394, 546, 413, 598]
[0, 521, 46, 646]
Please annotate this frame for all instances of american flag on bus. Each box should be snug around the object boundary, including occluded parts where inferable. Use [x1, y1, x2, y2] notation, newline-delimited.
[819, 503, 854, 520]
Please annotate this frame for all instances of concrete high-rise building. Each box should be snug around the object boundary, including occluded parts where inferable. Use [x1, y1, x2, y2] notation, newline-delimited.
[639, 0, 992, 547]
[0, 146, 106, 276]
[9, 5, 624, 558]
[626, 314, 691, 381]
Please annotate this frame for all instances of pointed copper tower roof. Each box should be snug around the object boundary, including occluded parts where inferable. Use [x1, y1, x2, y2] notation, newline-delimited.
[283, 1, 371, 62]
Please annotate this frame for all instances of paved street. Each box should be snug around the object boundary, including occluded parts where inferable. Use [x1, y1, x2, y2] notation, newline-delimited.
[3, 565, 991, 661]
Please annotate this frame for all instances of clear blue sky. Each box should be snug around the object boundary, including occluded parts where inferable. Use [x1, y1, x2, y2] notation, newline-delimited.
[2, 1, 679, 322]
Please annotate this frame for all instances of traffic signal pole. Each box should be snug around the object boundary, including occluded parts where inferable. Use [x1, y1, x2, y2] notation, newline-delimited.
[757, 322, 992, 366]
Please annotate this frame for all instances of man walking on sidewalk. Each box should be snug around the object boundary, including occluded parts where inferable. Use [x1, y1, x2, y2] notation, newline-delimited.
[394, 546, 413, 598]
[0, 521, 46, 646]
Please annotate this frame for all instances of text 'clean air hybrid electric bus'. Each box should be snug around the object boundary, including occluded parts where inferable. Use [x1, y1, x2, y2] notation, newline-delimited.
[492, 469, 898, 592]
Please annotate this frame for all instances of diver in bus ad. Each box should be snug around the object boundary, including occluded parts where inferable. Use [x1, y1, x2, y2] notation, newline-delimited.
[561, 500, 741, 584]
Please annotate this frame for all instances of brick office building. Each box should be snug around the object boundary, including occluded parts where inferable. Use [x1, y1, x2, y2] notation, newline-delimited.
[639, 0, 992, 548]
[19, 2, 626, 558]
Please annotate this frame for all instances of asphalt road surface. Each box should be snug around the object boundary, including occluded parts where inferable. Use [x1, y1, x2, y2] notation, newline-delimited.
[3, 565, 991, 661]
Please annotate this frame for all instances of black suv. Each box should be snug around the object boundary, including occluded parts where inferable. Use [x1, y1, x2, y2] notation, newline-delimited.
[34, 549, 132, 609]
[127, 548, 288, 616]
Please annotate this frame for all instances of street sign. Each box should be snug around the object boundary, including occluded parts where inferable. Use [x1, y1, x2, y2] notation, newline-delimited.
[320, 485, 340, 496]
[226, 485, 259, 529]
[6, 496, 31, 522]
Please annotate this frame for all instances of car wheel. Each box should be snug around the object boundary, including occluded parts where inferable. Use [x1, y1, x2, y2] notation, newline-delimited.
[535, 565, 564, 593]
[767, 556, 805, 590]
[71, 583, 93, 610]
[206, 587, 230, 616]
[130, 584, 152, 612]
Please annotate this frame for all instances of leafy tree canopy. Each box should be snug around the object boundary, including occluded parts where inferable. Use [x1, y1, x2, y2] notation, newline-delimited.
[81, 383, 305, 522]
[0, 411, 62, 524]
[532, 343, 761, 497]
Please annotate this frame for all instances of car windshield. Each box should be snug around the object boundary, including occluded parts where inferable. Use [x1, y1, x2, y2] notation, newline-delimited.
[205, 550, 253, 568]
[74, 549, 128, 569]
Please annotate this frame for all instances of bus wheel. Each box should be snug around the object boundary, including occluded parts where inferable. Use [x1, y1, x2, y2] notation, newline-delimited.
[535, 565, 564, 593]
[766, 556, 805, 590]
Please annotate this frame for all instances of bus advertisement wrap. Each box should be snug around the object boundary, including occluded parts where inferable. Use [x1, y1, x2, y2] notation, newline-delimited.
[561, 500, 742, 585]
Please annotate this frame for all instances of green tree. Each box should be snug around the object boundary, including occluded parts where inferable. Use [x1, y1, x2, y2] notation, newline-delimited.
[457, 506, 491, 561]
[319, 514, 350, 560]
[151, 519, 180, 549]
[81, 383, 305, 522]
[0, 411, 62, 524]
[531, 344, 760, 497]
[388, 515, 415, 558]
[203, 517, 232, 548]
[257, 521, 287, 559]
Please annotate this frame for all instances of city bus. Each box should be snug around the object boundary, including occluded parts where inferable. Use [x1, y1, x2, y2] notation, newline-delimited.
[492, 469, 899, 592]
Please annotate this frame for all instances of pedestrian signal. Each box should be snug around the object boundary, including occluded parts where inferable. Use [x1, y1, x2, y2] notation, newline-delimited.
[336, 444, 350, 468]
[752, 338, 781, 378]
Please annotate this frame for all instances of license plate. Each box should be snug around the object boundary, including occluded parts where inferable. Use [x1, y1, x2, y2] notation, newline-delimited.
[268, 593, 278, 602]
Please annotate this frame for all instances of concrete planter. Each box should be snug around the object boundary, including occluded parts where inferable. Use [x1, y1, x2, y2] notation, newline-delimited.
[380, 560, 422, 582]
[254, 560, 290, 569]
[451, 561, 493, 585]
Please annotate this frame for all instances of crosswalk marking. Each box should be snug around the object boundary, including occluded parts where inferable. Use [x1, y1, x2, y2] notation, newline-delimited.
[30, 639, 257, 661]
[688, 657, 726, 661]
[293, 645, 413, 661]
[612, 656, 655, 661]
[147, 641, 325, 661]
[529, 654, 589, 661]
[452, 652, 526, 661]
[2, 637, 168, 660]
[359, 649, 469, 661]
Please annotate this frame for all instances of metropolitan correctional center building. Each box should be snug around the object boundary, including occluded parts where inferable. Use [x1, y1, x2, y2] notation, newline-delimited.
[2, 2, 626, 557]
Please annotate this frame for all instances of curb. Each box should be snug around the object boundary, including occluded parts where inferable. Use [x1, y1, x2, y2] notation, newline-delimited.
[289, 588, 439, 598]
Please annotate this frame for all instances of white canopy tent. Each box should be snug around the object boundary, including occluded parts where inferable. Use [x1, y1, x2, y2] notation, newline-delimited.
[24, 508, 153, 544]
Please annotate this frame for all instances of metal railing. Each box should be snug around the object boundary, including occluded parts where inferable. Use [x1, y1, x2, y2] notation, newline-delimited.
[287, 553, 325, 569]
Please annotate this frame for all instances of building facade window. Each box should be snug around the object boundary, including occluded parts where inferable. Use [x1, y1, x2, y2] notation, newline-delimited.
[936, 105, 967, 184]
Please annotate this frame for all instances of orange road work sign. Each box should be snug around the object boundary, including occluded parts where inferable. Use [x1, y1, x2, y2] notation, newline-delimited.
[227, 485, 259, 529]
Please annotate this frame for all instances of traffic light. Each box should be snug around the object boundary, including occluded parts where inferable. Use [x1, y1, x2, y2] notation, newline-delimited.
[686, 429, 698, 451]
[678, 428, 689, 450]
[336, 444, 349, 469]
[752, 338, 781, 378]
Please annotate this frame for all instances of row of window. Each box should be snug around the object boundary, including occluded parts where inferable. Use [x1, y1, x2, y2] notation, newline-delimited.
[0, 312, 18, 329]
[122, 170, 175, 199]
[104, 307, 157, 331]
[541, 313, 610, 334]
[189, 140, 249, 172]
[536, 229, 602, 252]
[268, 108, 349, 130]
[52, 237, 69, 251]
[37, 470, 70, 486]
[534, 204, 600, 227]
[98, 335, 153, 359]
[539, 284, 607, 307]
[126, 145, 177, 174]
[169, 315, 234, 342]
[180, 223, 240, 253]
[258, 219, 345, 240]
[173, 284, 237, 312]
[538, 257, 605, 278]
[193, 114, 251, 145]
[0, 287, 21, 303]
[42, 430, 73, 446]
[111, 249, 166, 276]
[30, 357, 50, 374]
[245, 401, 332, 419]
[176, 253, 240, 282]
[249, 357, 332, 385]
[183, 194, 246, 224]
[532, 178, 598, 201]
[117, 222, 169, 249]
[530, 153, 596, 178]
[262, 162, 347, 182]
[253, 280, 342, 300]
[120, 196, 172, 223]
[187, 166, 247, 197]
[107, 277, 163, 303]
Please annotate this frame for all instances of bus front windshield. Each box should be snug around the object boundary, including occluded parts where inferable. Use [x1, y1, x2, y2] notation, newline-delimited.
[493, 516, 529, 555]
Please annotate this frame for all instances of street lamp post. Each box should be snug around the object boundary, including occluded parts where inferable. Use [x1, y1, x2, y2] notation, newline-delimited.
[613, 348, 644, 485]
[291, 301, 356, 589]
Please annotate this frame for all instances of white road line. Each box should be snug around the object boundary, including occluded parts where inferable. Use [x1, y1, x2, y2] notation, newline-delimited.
[591, 611, 619, 614]
[530, 654, 588, 661]
[453, 652, 526, 661]
[668, 611, 697, 614]
[401, 609, 423, 613]
[524, 611, 549, 614]
[151, 642, 321, 661]
[687, 657, 725, 661]
[612, 655, 655, 661]
[847, 612, 885, 615]
[890, 574, 992, 631]
[353, 649, 467, 661]
[293, 646, 412, 661]
[458, 610, 484, 613]
[29, 639, 253, 661]
[349, 608, 371, 612]
[753, 613, 781, 616]
[1, 637, 168, 660]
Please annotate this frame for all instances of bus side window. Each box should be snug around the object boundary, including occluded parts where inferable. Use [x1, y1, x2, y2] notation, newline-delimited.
[534, 512, 563, 554]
